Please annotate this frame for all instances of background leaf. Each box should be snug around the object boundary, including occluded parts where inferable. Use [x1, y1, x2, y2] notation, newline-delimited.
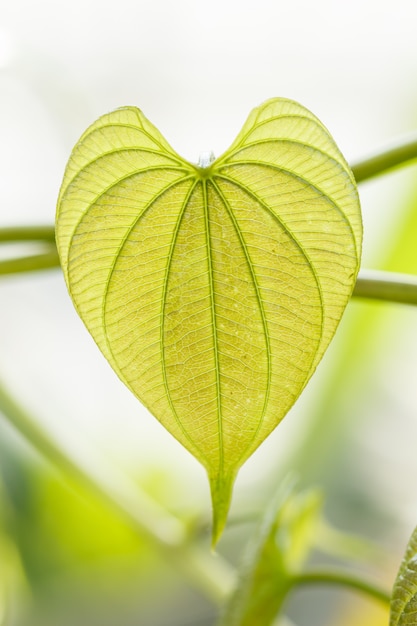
[218, 481, 322, 626]
[390, 525, 417, 625]
[56, 98, 362, 541]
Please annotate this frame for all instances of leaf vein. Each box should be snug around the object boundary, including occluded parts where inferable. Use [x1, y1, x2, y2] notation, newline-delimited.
[215, 174, 325, 371]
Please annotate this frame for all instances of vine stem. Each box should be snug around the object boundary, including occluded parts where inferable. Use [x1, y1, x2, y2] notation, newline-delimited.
[0, 226, 55, 243]
[0, 380, 235, 604]
[0, 249, 60, 275]
[1, 240, 417, 308]
[351, 134, 417, 182]
[290, 569, 391, 607]
[353, 269, 417, 305]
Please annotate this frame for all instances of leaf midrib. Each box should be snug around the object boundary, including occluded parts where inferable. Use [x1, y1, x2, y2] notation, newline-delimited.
[202, 179, 224, 476]
[210, 179, 272, 470]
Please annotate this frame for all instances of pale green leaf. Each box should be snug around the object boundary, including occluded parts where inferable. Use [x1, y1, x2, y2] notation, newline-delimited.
[390, 526, 417, 625]
[275, 489, 323, 572]
[55, 98, 362, 542]
[218, 482, 322, 626]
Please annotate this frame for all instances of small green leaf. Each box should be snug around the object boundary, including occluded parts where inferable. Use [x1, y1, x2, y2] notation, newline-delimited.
[218, 482, 323, 626]
[275, 489, 323, 573]
[56, 98, 362, 542]
[390, 526, 417, 625]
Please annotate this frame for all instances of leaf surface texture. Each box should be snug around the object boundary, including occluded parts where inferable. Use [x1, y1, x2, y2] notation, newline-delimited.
[390, 526, 417, 625]
[56, 98, 362, 540]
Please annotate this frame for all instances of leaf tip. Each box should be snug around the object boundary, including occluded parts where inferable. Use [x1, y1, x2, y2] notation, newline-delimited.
[209, 472, 235, 549]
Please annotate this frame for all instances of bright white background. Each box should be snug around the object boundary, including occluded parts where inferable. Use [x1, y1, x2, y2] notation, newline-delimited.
[1, 0, 417, 523]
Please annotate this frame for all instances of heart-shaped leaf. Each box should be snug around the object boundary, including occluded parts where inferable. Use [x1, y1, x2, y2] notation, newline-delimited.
[390, 525, 417, 625]
[56, 98, 362, 542]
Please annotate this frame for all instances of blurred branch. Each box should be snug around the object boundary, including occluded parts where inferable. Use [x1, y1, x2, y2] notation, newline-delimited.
[353, 269, 417, 305]
[290, 569, 391, 607]
[0, 249, 60, 275]
[0, 226, 55, 244]
[315, 517, 389, 567]
[352, 135, 417, 183]
[0, 226, 58, 275]
[0, 380, 235, 604]
[0, 226, 417, 305]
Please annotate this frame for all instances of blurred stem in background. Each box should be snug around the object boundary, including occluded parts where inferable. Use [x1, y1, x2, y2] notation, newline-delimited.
[2, 135, 417, 294]
[0, 380, 235, 604]
[1, 235, 417, 304]
[289, 570, 391, 607]
[0, 375, 393, 619]
[0, 226, 58, 275]
[352, 134, 417, 182]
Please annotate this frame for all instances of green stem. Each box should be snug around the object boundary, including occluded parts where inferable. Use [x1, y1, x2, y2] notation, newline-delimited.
[290, 569, 391, 607]
[0, 380, 235, 604]
[0, 226, 59, 275]
[352, 135, 417, 183]
[353, 269, 417, 305]
[0, 249, 60, 275]
[1, 220, 417, 307]
[2, 247, 417, 309]
[1, 219, 417, 307]
[1, 252, 417, 306]
[0, 226, 56, 243]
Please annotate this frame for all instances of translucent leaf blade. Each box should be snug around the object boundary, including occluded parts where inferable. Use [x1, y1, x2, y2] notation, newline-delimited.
[56, 99, 362, 541]
[217, 98, 362, 374]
